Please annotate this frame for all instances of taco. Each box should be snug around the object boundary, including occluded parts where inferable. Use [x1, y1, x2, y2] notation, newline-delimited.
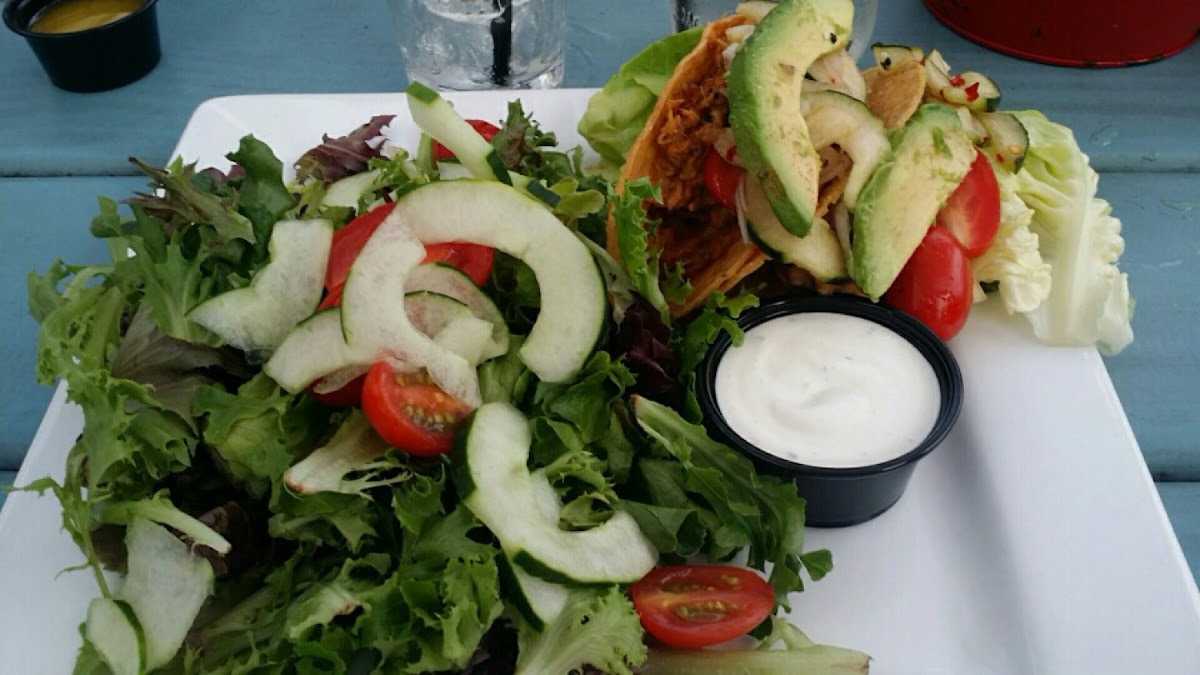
[599, 2, 870, 317]
[608, 14, 763, 316]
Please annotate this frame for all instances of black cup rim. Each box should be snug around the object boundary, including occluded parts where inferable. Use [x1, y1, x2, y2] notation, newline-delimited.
[4, 0, 156, 38]
[696, 292, 964, 478]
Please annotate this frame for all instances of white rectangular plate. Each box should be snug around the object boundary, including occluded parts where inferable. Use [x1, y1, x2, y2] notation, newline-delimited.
[2, 91, 1198, 675]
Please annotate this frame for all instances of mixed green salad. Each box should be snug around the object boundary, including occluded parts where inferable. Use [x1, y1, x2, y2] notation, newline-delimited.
[24, 86, 860, 674]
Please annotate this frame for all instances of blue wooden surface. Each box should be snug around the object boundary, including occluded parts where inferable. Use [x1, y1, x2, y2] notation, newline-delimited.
[1160, 483, 1200, 582]
[0, 472, 12, 512]
[0, 177, 144, 471]
[0, 1, 1197, 578]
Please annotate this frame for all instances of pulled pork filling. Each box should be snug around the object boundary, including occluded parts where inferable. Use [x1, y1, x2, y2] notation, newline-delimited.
[652, 33, 736, 212]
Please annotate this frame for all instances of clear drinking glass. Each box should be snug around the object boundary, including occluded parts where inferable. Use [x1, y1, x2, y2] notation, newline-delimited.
[387, 0, 565, 90]
[670, 0, 877, 60]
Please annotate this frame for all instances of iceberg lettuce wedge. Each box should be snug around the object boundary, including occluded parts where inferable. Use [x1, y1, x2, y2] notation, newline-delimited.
[1009, 111, 1134, 355]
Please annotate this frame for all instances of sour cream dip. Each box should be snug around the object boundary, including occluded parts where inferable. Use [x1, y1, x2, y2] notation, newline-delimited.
[714, 312, 940, 468]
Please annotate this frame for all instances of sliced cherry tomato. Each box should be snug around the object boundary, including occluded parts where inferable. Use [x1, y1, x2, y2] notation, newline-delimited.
[629, 565, 774, 649]
[361, 362, 471, 456]
[936, 149, 1000, 258]
[317, 284, 343, 311]
[703, 147, 743, 211]
[308, 372, 365, 407]
[432, 119, 501, 162]
[325, 202, 397, 291]
[422, 242, 495, 286]
[322, 203, 495, 308]
[884, 225, 974, 341]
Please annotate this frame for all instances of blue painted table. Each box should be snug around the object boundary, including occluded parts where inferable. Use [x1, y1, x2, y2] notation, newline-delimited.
[0, 1, 1197, 582]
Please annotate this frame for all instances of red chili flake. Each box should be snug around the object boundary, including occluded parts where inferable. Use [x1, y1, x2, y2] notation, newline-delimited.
[995, 153, 1005, 164]
[948, 73, 965, 87]
[964, 82, 981, 101]
[724, 145, 738, 163]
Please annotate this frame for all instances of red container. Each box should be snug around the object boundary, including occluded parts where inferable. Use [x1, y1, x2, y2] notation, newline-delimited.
[924, 0, 1200, 68]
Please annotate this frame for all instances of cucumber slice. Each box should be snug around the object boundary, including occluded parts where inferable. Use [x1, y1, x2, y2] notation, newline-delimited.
[188, 218, 332, 356]
[86, 598, 146, 675]
[403, 84, 558, 207]
[405, 290, 502, 363]
[267, 293, 496, 397]
[118, 518, 215, 670]
[340, 210, 484, 406]
[744, 175, 847, 281]
[322, 169, 380, 209]
[405, 82, 510, 184]
[871, 43, 925, 71]
[800, 89, 888, 209]
[498, 554, 570, 632]
[393, 181, 605, 384]
[269, 181, 602, 395]
[264, 309, 355, 391]
[976, 111, 1029, 172]
[458, 403, 657, 586]
[408, 263, 509, 360]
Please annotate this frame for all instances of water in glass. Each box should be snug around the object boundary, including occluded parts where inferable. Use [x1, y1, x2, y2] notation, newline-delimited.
[389, 0, 565, 90]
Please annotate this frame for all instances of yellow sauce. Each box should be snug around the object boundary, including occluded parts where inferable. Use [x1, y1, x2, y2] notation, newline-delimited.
[29, 0, 144, 35]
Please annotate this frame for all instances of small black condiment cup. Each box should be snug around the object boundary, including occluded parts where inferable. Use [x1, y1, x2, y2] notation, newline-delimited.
[696, 293, 963, 527]
[4, 0, 160, 93]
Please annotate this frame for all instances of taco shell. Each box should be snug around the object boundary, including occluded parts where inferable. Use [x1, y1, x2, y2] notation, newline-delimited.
[609, 14, 765, 317]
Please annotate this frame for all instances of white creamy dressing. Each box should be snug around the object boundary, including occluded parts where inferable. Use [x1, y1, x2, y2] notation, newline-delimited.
[714, 312, 940, 468]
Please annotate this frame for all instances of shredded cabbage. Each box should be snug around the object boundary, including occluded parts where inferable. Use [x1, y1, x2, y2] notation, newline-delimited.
[1008, 111, 1134, 355]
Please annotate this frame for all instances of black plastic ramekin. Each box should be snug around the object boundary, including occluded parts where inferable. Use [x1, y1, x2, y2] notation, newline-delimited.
[696, 292, 963, 527]
[4, 0, 161, 92]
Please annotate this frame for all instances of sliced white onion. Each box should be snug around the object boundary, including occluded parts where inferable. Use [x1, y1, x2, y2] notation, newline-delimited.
[832, 202, 852, 261]
[713, 128, 738, 165]
[734, 176, 751, 246]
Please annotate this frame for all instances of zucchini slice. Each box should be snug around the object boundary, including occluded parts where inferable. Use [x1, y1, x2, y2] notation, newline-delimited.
[800, 89, 889, 209]
[976, 111, 1029, 172]
[744, 175, 847, 281]
[924, 50, 1001, 113]
[871, 43, 925, 71]
[458, 403, 658, 586]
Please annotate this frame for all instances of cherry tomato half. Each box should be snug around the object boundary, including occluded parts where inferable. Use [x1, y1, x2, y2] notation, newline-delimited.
[703, 147, 743, 211]
[432, 119, 501, 162]
[423, 242, 495, 287]
[629, 565, 774, 649]
[361, 362, 471, 456]
[884, 225, 974, 341]
[935, 149, 1000, 258]
[309, 372, 366, 407]
[325, 202, 397, 291]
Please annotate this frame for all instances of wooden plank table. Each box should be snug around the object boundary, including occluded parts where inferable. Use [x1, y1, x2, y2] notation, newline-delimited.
[0, 0, 1196, 586]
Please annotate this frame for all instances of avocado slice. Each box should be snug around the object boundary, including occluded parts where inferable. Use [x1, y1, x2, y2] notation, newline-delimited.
[727, 0, 854, 238]
[848, 104, 976, 300]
